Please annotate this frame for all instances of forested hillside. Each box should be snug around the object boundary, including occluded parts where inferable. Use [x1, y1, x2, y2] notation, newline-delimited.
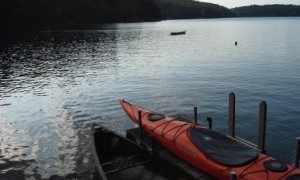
[155, 0, 234, 19]
[0, 0, 234, 29]
[232, 5, 300, 17]
[1, 0, 300, 31]
[0, 0, 162, 27]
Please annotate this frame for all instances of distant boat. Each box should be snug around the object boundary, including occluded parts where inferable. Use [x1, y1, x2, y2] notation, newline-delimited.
[170, 31, 186, 36]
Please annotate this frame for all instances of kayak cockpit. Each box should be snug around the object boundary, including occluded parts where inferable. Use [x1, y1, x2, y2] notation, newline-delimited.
[148, 113, 166, 121]
[189, 127, 259, 167]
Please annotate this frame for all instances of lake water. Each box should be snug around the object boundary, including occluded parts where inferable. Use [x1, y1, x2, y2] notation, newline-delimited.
[1, 17, 300, 179]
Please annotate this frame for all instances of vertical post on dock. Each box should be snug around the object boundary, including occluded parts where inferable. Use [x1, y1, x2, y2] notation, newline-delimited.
[229, 92, 236, 137]
[206, 117, 212, 129]
[258, 101, 267, 154]
[295, 138, 300, 168]
[138, 111, 143, 147]
[230, 171, 237, 180]
[194, 106, 198, 124]
[151, 136, 155, 155]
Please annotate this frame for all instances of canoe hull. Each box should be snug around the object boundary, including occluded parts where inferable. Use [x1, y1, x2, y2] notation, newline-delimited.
[90, 123, 194, 180]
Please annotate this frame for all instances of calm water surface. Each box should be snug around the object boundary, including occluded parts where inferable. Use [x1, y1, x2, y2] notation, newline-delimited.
[1, 17, 300, 179]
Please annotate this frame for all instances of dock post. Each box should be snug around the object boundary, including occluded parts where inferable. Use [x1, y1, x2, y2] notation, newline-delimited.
[206, 117, 212, 129]
[295, 138, 300, 168]
[229, 92, 236, 137]
[230, 171, 237, 180]
[151, 136, 155, 154]
[194, 106, 198, 124]
[258, 101, 267, 153]
[138, 111, 143, 146]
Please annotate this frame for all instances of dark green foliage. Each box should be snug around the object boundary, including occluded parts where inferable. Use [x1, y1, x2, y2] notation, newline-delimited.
[1, 0, 300, 32]
[155, 0, 234, 19]
[232, 4, 300, 17]
[0, 0, 162, 28]
[0, 0, 234, 30]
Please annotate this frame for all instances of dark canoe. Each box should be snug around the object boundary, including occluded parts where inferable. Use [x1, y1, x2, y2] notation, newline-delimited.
[90, 123, 193, 180]
[170, 31, 186, 35]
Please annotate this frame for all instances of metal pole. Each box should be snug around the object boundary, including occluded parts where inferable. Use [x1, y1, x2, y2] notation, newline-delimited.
[230, 171, 237, 180]
[138, 111, 143, 146]
[258, 101, 267, 154]
[194, 106, 198, 124]
[295, 137, 300, 168]
[206, 117, 212, 129]
[151, 136, 154, 154]
[229, 92, 235, 137]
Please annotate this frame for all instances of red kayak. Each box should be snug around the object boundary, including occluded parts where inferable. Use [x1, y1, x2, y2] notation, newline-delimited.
[120, 99, 300, 180]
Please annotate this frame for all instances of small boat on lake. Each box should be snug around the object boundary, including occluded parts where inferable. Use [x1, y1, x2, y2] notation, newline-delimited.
[120, 99, 300, 180]
[90, 123, 192, 180]
[170, 31, 186, 35]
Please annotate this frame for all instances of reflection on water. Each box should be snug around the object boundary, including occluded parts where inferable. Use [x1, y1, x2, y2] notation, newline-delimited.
[1, 18, 300, 179]
[0, 30, 121, 179]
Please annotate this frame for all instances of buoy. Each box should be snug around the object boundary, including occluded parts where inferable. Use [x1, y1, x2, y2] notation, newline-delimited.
[235, 41, 238, 46]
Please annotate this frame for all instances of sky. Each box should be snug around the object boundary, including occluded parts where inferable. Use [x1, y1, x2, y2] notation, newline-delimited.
[199, 0, 300, 8]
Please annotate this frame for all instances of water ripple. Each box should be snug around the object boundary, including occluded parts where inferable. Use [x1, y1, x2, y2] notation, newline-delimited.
[1, 18, 300, 179]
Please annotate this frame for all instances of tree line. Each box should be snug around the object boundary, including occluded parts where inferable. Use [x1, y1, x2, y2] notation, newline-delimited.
[232, 5, 300, 17]
[1, 0, 300, 29]
[155, 0, 235, 19]
[0, 0, 162, 28]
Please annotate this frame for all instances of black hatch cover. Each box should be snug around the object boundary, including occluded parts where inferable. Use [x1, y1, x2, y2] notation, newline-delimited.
[189, 127, 258, 167]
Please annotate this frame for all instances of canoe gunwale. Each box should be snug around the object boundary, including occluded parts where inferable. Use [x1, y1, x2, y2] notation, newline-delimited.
[90, 123, 108, 180]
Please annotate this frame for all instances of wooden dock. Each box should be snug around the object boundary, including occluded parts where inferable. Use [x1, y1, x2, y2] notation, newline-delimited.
[126, 128, 214, 180]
